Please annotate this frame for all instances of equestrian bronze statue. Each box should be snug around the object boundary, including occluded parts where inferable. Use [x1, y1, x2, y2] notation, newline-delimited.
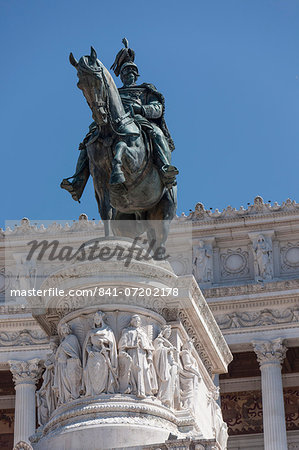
[61, 39, 178, 252]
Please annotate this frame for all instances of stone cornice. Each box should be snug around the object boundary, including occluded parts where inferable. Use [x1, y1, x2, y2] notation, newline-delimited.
[0, 305, 32, 315]
[184, 196, 299, 225]
[209, 295, 299, 313]
[0, 316, 42, 328]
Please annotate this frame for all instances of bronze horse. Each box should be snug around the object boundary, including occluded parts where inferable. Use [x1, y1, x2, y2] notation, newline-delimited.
[69, 47, 177, 252]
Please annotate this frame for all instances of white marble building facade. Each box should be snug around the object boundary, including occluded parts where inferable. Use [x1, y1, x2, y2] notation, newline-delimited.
[0, 196, 299, 449]
[188, 196, 299, 450]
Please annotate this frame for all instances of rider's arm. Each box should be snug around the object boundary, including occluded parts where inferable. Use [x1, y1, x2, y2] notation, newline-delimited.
[141, 99, 163, 119]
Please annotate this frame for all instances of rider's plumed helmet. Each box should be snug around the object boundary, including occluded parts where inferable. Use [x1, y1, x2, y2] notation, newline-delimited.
[110, 38, 139, 77]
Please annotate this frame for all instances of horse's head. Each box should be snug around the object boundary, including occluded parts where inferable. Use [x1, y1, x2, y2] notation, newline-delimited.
[70, 47, 109, 126]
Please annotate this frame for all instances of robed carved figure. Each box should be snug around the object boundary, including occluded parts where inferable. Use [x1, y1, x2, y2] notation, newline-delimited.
[153, 325, 180, 408]
[36, 339, 58, 425]
[61, 39, 178, 252]
[118, 314, 158, 398]
[82, 311, 118, 396]
[53, 323, 82, 405]
[180, 340, 201, 412]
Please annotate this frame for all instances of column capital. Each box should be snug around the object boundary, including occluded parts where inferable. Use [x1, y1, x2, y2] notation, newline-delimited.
[8, 358, 42, 385]
[252, 338, 287, 367]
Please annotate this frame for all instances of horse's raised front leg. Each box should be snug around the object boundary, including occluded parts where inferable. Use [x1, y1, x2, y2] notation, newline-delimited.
[110, 141, 127, 185]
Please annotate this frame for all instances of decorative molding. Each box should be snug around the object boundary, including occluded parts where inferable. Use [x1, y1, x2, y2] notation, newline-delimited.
[142, 438, 218, 449]
[188, 279, 233, 370]
[41, 396, 193, 437]
[0, 304, 31, 315]
[252, 338, 287, 366]
[54, 289, 168, 318]
[204, 278, 299, 299]
[13, 442, 33, 450]
[178, 310, 213, 376]
[220, 248, 249, 279]
[281, 242, 299, 272]
[8, 358, 42, 385]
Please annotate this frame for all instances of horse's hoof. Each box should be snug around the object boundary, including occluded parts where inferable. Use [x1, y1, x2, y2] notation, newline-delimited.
[110, 173, 125, 185]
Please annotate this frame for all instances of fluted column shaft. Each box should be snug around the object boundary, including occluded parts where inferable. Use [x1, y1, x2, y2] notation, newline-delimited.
[9, 359, 42, 446]
[253, 338, 288, 450]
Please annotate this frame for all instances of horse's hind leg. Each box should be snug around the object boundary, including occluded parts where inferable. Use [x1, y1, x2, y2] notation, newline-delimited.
[110, 141, 127, 185]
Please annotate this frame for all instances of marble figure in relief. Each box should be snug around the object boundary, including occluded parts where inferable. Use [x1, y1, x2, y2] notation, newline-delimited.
[53, 322, 82, 404]
[180, 340, 201, 412]
[82, 311, 118, 395]
[193, 241, 212, 283]
[254, 234, 273, 280]
[36, 338, 58, 425]
[118, 314, 158, 398]
[153, 325, 180, 408]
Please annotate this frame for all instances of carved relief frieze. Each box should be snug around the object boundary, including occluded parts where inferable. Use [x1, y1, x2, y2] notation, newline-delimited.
[215, 307, 299, 330]
[0, 329, 48, 347]
[219, 248, 249, 280]
[32, 308, 221, 440]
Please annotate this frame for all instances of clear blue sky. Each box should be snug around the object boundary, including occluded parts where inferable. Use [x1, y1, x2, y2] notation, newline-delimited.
[1, 0, 299, 227]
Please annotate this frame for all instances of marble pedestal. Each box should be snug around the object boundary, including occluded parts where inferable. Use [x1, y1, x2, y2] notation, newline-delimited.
[29, 240, 232, 450]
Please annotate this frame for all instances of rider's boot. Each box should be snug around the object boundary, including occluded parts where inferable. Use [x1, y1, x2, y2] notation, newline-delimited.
[151, 136, 179, 189]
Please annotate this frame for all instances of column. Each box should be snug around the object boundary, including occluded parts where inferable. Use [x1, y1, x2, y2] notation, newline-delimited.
[9, 358, 42, 446]
[252, 338, 288, 450]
